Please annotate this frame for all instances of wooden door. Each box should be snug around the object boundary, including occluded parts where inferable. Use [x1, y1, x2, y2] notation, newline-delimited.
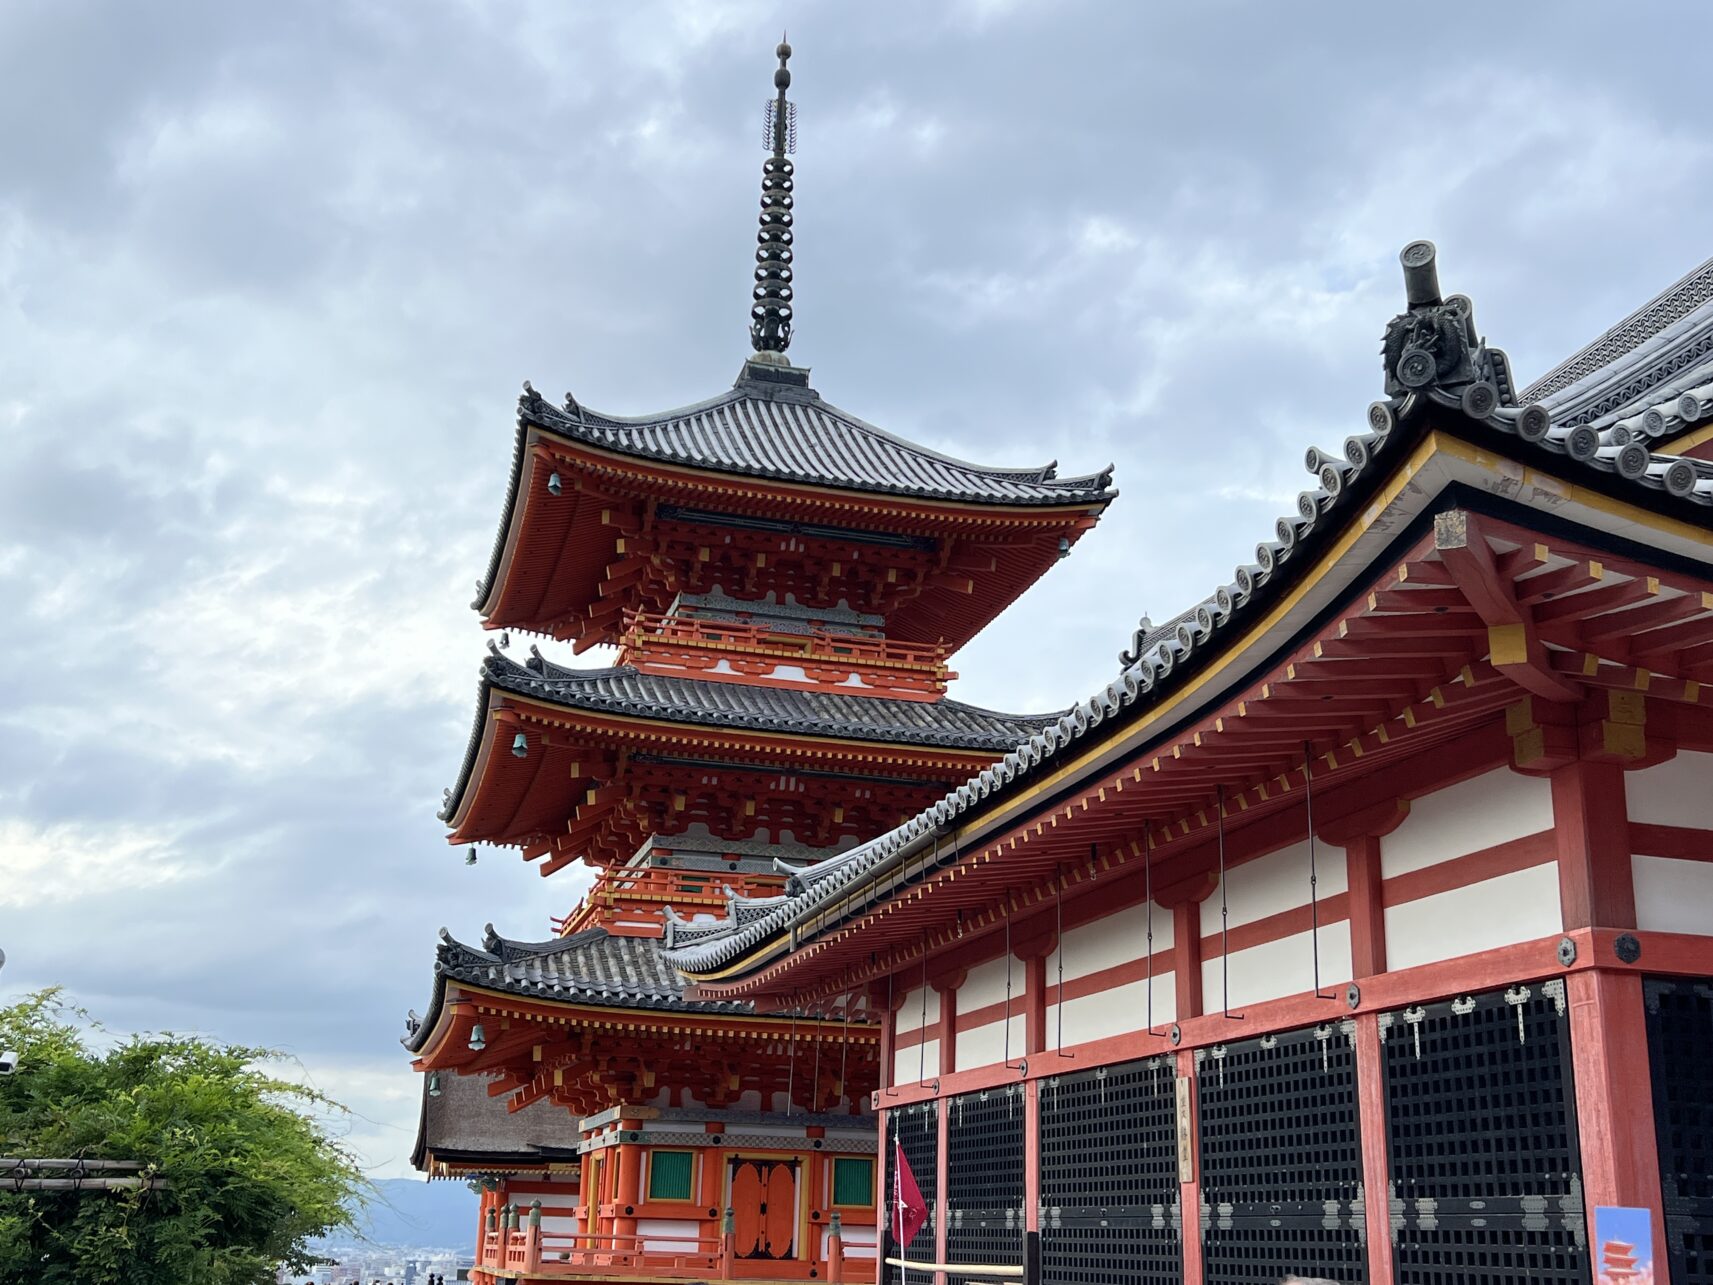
[727, 1158, 798, 1259]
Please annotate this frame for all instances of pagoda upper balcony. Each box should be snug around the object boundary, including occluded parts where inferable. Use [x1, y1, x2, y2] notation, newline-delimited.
[618, 606, 954, 702]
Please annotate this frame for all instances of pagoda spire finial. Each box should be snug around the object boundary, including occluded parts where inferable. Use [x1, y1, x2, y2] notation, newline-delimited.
[749, 36, 796, 356]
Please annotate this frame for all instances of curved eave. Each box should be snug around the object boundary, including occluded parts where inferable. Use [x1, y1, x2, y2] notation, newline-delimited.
[474, 421, 1112, 648]
[670, 407, 1713, 990]
[441, 669, 1037, 847]
[415, 980, 871, 1066]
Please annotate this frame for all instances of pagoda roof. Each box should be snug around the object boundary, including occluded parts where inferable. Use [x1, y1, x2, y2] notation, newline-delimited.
[531, 364, 1111, 505]
[1525, 252, 1713, 439]
[405, 923, 753, 1058]
[440, 645, 1056, 824]
[663, 244, 1713, 986]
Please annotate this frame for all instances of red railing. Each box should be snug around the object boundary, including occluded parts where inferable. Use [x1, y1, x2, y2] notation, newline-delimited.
[479, 1223, 873, 1281]
[624, 612, 947, 668]
[617, 611, 954, 699]
[552, 865, 789, 937]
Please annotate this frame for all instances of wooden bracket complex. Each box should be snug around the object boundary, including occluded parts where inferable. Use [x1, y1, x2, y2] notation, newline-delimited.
[1434, 510, 1582, 702]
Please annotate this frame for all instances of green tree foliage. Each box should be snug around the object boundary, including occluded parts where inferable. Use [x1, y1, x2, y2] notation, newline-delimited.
[0, 990, 368, 1284]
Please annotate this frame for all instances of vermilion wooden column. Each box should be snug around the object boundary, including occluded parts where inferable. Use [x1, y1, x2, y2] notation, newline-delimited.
[1174, 901, 1204, 1022]
[933, 974, 962, 1079]
[1344, 834, 1388, 977]
[613, 1121, 642, 1240]
[1176, 1047, 1203, 1285]
[1553, 755, 1665, 1277]
[1568, 969, 1668, 1283]
[1024, 1077, 1041, 1237]
[1352, 1011, 1395, 1285]
[936, 1091, 950, 1285]
[1025, 954, 1048, 1056]
[1552, 758, 1637, 930]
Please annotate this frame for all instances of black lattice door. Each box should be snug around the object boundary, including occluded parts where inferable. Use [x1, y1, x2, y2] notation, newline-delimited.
[885, 1100, 938, 1259]
[946, 1084, 1026, 1269]
[1382, 981, 1589, 1285]
[1196, 1021, 1367, 1285]
[1645, 977, 1713, 1285]
[1040, 1056, 1182, 1285]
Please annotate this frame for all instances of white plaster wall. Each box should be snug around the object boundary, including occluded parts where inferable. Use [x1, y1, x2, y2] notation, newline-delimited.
[1627, 752, 1713, 829]
[955, 1015, 1026, 1070]
[540, 1213, 579, 1237]
[1200, 925, 1353, 1011]
[895, 985, 940, 1035]
[639, 1218, 706, 1252]
[1383, 768, 1553, 877]
[1633, 855, 1713, 935]
[958, 954, 1020, 1012]
[1046, 900, 1173, 982]
[710, 1122, 827, 1140]
[1052, 973, 1177, 1046]
[1384, 863, 1561, 970]
[1219, 838, 1348, 928]
[893, 1038, 938, 1084]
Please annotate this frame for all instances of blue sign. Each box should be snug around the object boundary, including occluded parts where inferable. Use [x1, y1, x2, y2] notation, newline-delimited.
[1595, 1206, 1653, 1285]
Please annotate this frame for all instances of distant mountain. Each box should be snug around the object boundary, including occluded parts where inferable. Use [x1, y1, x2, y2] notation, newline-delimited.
[340, 1177, 479, 1249]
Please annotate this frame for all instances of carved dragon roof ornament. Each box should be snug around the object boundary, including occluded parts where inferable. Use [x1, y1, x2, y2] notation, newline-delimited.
[750, 38, 797, 356]
[1380, 239, 1545, 437]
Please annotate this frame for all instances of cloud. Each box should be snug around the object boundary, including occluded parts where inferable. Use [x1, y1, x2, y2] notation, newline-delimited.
[2, 0, 1710, 1179]
[0, 819, 196, 907]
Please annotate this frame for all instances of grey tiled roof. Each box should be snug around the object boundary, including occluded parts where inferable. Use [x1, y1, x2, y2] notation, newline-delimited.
[1523, 253, 1713, 449]
[497, 648, 1055, 748]
[663, 245, 1713, 981]
[440, 645, 1057, 823]
[525, 366, 1115, 506]
[1525, 253, 1713, 410]
[431, 923, 753, 1017]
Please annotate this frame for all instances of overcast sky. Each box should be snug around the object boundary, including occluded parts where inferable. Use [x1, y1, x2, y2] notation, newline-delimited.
[3, 1, 1710, 1181]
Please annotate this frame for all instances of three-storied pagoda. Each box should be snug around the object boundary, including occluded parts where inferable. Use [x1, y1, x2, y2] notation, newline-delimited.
[670, 244, 1713, 1285]
[404, 43, 1114, 1285]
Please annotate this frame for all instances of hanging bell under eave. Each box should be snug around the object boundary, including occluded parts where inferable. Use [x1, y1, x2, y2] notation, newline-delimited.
[427, 1070, 442, 1097]
[511, 733, 528, 758]
[465, 848, 478, 866]
[546, 472, 563, 496]
[468, 1023, 487, 1052]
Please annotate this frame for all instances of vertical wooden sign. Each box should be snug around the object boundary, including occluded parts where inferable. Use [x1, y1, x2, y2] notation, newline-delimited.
[1175, 1076, 1195, 1184]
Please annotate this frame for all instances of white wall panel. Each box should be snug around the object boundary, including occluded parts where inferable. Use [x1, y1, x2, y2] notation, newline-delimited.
[1052, 973, 1176, 1046]
[955, 1015, 1026, 1071]
[1220, 838, 1348, 928]
[1047, 899, 1172, 983]
[893, 1038, 937, 1084]
[1633, 855, 1713, 935]
[958, 954, 1021, 1013]
[1384, 862, 1561, 970]
[640, 1219, 704, 1252]
[895, 985, 940, 1034]
[1199, 924, 1353, 1011]
[1627, 752, 1713, 829]
[1383, 768, 1553, 877]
